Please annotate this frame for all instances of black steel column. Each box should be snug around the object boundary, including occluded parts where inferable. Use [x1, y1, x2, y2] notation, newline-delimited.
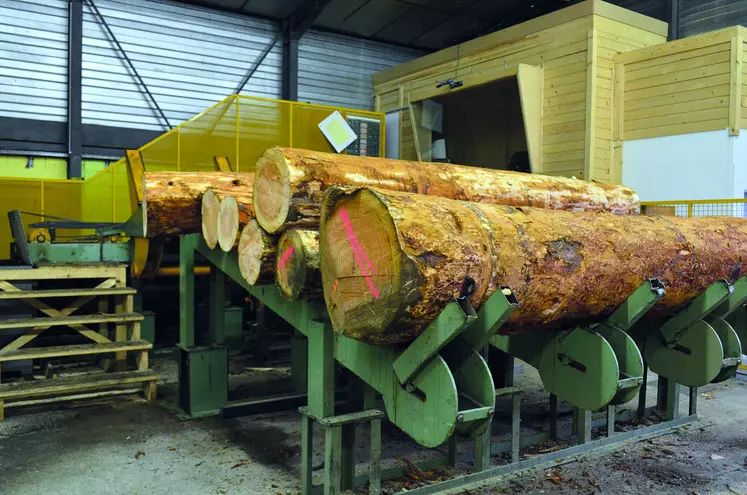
[282, 19, 299, 101]
[665, 0, 680, 41]
[67, 0, 83, 178]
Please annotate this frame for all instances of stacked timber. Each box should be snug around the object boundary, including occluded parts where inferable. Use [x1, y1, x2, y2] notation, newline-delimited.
[275, 229, 321, 300]
[318, 187, 747, 345]
[237, 219, 277, 286]
[252, 147, 640, 233]
[143, 171, 254, 237]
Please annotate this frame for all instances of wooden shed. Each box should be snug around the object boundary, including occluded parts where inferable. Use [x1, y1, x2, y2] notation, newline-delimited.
[373, 0, 668, 183]
[613, 26, 747, 201]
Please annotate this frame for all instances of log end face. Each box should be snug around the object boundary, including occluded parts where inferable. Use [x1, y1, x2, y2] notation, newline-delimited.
[320, 188, 406, 344]
[238, 219, 275, 285]
[201, 189, 220, 249]
[276, 229, 306, 300]
[218, 196, 239, 252]
[255, 148, 291, 233]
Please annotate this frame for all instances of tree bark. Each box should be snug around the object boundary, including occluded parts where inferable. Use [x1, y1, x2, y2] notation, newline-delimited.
[201, 189, 220, 250]
[320, 187, 747, 345]
[276, 229, 321, 300]
[238, 219, 277, 286]
[217, 196, 240, 252]
[254, 147, 640, 233]
[143, 171, 253, 237]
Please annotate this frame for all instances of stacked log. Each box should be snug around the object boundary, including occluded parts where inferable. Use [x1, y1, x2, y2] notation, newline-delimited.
[217, 196, 240, 252]
[237, 219, 277, 286]
[201, 189, 220, 249]
[252, 147, 640, 233]
[143, 171, 254, 237]
[276, 229, 321, 300]
[319, 186, 747, 345]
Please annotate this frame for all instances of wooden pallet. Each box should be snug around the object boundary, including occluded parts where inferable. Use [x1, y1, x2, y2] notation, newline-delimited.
[0, 264, 157, 419]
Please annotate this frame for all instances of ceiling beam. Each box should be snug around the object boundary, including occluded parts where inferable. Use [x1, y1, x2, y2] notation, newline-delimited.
[287, 0, 334, 40]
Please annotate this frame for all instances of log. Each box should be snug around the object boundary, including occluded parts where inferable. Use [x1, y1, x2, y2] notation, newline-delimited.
[253, 147, 640, 233]
[217, 196, 240, 252]
[276, 229, 321, 300]
[201, 189, 220, 250]
[238, 219, 277, 286]
[143, 171, 253, 237]
[319, 186, 747, 345]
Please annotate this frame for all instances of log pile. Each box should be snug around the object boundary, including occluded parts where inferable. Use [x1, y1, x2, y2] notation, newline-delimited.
[151, 147, 747, 348]
[318, 187, 747, 344]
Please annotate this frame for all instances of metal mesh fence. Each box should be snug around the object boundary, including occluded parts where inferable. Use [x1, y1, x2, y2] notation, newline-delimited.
[641, 200, 747, 218]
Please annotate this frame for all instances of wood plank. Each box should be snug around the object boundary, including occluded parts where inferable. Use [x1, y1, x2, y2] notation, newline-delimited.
[597, 35, 646, 54]
[597, 107, 612, 120]
[626, 42, 731, 74]
[0, 370, 158, 400]
[544, 69, 587, 88]
[730, 35, 743, 136]
[517, 64, 543, 172]
[625, 118, 727, 140]
[0, 266, 124, 281]
[543, 150, 586, 164]
[544, 52, 588, 72]
[0, 287, 136, 300]
[615, 28, 734, 65]
[396, 29, 586, 94]
[542, 169, 584, 178]
[740, 117, 747, 129]
[625, 107, 728, 131]
[546, 100, 586, 114]
[544, 119, 586, 135]
[626, 96, 729, 121]
[0, 313, 143, 331]
[626, 51, 731, 82]
[542, 129, 586, 145]
[543, 140, 585, 154]
[584, 28, 598, 182]
[626, 84, 731, 111]
[373, 8, 594, 86]
[542, 158, 587, 173]
[597, 66, 613, 80]
[594, 16, 667, 46]
[545, 90, 586, 108]
[543, 110, 586, 126]
[592, 2, 668, 37]
[625, 73, 730, 101]
[544, 80, 587, 98]
[597, 57, 614, 70]
[0, 340, 152, 362]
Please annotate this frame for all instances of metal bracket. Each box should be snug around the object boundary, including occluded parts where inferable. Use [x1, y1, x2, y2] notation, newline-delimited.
[659, 279, 732, 344]
[393, 297, 476, 386]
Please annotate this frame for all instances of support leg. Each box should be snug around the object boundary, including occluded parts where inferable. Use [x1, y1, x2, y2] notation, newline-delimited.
[324, 425, 342, 495]
[98, 296, 108, 337]
[607, 405, 615, 437]
[308, 321, 335, 418]
[656, 376, 680, 421]
[474, 423, 491, 472]
[208, 268, 226, 345]
[301, 415, 314, 495]
[689, 387, 698, 416]
[369, 417, 381, 495]
[511, 392, 521, 463]
[291, 331, 308, 393]
[114, 268, 129, 371]
[637, 364, 648, 419]
[0, 399, 4, 421]
[447, 435, 457, 467]
[573, 408, 591, 444]
[549, 394, 559, 441]
[340, 423, 356, 490]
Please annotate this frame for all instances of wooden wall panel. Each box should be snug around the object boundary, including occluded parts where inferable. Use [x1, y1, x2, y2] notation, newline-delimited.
[619, 33, 734, 141]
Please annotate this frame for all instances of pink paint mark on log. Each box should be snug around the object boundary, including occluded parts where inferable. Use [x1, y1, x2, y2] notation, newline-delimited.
[278, 245, 295, 271]
[339, 208, 379, 299]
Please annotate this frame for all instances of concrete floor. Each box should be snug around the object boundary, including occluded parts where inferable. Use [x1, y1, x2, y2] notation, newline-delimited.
[1, 356, 746, 495]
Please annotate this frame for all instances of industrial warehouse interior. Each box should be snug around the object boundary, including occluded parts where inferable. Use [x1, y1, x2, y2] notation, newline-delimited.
[3, 0, 747, 494]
